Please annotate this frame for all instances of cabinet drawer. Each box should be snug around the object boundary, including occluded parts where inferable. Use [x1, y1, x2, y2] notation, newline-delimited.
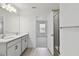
[7, 42, 21, 56]
[7, 38, 21, 48]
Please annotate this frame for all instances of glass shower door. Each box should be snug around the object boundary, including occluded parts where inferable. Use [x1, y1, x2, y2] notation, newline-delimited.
[53, 10, 60, 56]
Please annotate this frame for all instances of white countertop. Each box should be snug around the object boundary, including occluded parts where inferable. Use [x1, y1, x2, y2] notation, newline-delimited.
[0, 33, 29, 43]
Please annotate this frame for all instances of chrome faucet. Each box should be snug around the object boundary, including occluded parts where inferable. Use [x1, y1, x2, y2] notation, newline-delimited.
[1, 34, 5, 39]
[16, 32, 19, 35]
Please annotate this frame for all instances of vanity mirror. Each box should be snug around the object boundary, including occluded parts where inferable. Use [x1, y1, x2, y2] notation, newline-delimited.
[0, 3, 20, 39]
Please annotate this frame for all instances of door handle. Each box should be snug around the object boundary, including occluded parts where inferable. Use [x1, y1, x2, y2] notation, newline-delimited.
[25, 39, 26, 42]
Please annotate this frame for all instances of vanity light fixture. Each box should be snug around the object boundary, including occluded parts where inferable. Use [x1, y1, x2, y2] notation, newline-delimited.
[1, 3, 17, 13]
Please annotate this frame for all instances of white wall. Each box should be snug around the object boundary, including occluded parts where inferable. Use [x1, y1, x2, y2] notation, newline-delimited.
[20, 15, 36, 48]
[60, 4, 79, 56]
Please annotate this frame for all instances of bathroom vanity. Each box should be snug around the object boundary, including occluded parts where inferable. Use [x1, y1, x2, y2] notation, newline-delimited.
[0, 33, 29, 56]
[0, 4, 29, 56]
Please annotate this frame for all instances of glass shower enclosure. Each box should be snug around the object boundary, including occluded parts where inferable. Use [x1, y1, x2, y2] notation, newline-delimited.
[53, 10, 60, 56]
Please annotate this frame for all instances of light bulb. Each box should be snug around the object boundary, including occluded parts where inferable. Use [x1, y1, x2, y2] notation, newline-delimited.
[1, 4, 6, 9]
[1, 3, 17, 13]
[2, 5, 5, 9]
[13, 8, 17, 13]
[6, 7, 9, 11]
[7, 4, 10, 9]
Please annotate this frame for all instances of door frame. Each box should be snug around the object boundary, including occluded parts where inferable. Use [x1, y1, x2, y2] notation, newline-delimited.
[53, 9, 60, 56]
[36, 20, 47, 47]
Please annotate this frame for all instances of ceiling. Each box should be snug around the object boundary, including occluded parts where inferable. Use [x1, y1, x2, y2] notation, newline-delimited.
[12, 3, 59, 16]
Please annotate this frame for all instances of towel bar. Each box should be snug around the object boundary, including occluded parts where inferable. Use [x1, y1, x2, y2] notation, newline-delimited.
[60, 26, 79, 29]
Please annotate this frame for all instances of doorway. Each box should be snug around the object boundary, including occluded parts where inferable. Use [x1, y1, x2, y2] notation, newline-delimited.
[36, 20, 47, 47]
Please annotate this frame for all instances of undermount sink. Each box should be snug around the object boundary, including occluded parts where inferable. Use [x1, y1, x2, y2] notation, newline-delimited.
[0, 33, 19, 39]
[3, 37, 15, 39]
[0, 35, 16, 39]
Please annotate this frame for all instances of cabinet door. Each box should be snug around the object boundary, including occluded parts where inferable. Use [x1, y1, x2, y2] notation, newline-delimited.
[22, 37, 27, 52]
[7, 41, 21, 56]
[0, 43, 6, 56]
[15, 42, 21, 56]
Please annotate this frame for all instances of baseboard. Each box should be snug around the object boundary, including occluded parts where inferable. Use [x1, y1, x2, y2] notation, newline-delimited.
[20, 48, 27, 56]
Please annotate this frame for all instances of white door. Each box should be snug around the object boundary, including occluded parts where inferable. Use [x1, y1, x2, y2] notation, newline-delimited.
[36, 20, 47, 47]
[47, 11, 54, 55]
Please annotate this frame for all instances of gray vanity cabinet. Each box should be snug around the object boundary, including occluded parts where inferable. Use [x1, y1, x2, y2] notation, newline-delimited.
[7, 38, 21, 56]
[0, 34, 28, 56]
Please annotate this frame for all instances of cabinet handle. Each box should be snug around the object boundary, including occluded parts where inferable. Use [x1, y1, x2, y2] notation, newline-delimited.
[25, 39, 26, 42]
[15, 45, 18, 50]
